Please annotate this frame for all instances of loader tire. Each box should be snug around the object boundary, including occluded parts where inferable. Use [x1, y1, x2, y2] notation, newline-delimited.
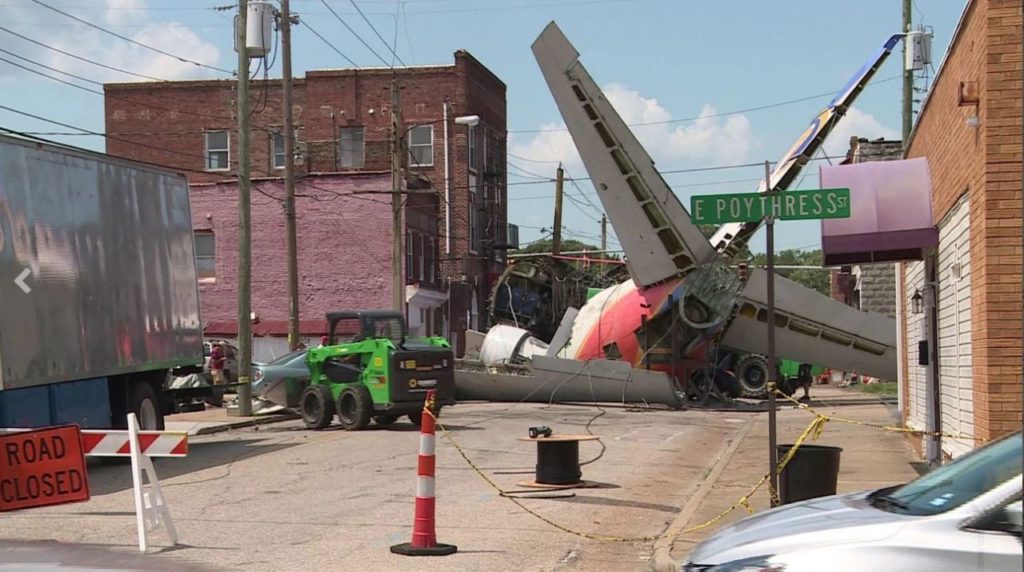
[735, 354, 771, 398]
[300, 385, 334, 430]
[336, 385, 373, 431]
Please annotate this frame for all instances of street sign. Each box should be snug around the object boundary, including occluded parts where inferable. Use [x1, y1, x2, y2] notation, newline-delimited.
[690, 188, 851, 224]
[0, 425, 90, 512]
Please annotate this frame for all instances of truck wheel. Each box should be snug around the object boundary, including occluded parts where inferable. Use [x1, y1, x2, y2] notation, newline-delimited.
[128, 380, 165, 431]
[735, 354, 770, 398]
[300, 385, 334, 430]
[337, 385, 373, 430]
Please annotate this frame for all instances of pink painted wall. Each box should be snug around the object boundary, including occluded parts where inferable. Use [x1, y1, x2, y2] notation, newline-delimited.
[190, 173, 394, 331]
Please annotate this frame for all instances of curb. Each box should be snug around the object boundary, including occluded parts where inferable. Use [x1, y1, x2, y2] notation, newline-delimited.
[190, 412, 299, 436]
[650, 417, 756, 572]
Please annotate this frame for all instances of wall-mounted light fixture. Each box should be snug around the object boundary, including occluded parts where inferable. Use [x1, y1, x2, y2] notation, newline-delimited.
[911, 288, 924, 315]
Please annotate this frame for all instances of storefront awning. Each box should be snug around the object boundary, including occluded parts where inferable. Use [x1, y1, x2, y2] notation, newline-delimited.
[820, 157, 938, 265]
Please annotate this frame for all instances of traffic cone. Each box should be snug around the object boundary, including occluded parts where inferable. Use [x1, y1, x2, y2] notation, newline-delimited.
[390, 389, 457, 556]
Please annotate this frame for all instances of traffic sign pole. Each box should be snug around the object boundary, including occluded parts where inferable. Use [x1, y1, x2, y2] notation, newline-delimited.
[764, 160, 779, 507]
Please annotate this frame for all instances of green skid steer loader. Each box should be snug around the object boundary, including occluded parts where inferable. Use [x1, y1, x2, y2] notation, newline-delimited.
[301, 311, 456, 430]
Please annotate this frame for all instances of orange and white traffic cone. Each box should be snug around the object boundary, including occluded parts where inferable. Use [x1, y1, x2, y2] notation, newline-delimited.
[390, 389, 457, 556]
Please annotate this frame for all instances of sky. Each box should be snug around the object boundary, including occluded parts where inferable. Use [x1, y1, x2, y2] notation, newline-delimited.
[0, 0, 968, 253]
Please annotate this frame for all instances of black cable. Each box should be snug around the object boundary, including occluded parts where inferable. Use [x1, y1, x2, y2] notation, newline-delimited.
[319, 0, 389, 66]
[0, 49, 276, 135]
[0, 24, 170, 82]
[349, 0, 406, 67]
[302, 20, 360, 67]
[29, 0, 234, 75]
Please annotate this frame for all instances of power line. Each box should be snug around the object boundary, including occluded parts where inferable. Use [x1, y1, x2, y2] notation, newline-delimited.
[507, 74, 901, 134]
[319, 0, 389, 66]
[349, 0, 406, 66]
[0, 24, 170, 82]
[302, 20, 360, 67]
[29, 0, 234, 75]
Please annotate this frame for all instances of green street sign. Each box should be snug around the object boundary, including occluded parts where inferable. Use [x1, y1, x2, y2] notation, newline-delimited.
[690, 188, 851, 224]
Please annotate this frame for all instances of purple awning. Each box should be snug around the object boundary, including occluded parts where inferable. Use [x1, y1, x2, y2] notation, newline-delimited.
[820, 157, 938, 265]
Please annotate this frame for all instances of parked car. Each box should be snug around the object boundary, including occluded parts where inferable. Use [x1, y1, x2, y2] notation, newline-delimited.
[252, 349, 311, 409]
[683, 431, 1023, 572]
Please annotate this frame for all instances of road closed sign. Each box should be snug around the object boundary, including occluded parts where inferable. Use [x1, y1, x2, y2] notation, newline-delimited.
[0, 425, 90, 512]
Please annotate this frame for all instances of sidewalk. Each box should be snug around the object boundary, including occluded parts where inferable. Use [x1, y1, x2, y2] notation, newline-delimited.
[655, 385, 920, 570]
[165, 405, 298, 436]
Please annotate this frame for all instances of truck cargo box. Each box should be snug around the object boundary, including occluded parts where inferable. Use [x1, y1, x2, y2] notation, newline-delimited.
[0, 134, 203, 391]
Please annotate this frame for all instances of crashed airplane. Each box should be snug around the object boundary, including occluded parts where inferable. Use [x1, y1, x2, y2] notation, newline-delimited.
[454, 22, 902, 406]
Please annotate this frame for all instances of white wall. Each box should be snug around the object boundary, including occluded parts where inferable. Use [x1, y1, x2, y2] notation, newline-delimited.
[937, 196, 973, 458]
[905, 260, 927, 432]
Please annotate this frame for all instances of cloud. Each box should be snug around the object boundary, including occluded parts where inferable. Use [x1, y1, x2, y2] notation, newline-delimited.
[508, 82, 755, 180]
[823, 107, 899, 157]
[0, 0, 222, 83]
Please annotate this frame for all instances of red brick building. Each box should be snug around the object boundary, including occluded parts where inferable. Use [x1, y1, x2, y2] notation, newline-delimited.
[104, 51, 509, 354]
[898, 0, 1021, 456]
[188, 173, 443, 361]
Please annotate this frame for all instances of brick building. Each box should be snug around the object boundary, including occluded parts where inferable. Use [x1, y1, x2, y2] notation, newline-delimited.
[103, 51, 509, 354]
[188, 173, 443, 362]
[898, 0, 1021, 457]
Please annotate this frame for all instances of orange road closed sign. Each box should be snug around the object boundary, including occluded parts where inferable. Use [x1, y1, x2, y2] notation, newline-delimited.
[0, 425, 90, 512]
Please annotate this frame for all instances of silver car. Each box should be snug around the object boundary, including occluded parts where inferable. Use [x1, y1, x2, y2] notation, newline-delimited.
[684, 432, 1022, 572]
[252, 349, 311, 409]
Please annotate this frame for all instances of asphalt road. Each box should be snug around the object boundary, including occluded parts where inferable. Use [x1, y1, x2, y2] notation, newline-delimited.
[0, 402, 752, 571]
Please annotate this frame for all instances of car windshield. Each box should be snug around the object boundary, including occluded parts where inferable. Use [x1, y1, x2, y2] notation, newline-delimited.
[267, 349, 306, 366]
[871, 432, 1022, 516]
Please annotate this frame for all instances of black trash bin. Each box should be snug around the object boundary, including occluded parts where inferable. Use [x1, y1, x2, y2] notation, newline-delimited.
[776, 444, 842, 505]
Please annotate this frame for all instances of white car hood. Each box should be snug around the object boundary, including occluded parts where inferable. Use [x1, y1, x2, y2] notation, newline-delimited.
[687, 491, 911, 565]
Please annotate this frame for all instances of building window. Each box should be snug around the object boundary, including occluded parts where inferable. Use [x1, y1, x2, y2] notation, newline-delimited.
[205, 131, 229, 171]
[408, 125, 434, 167]
[467, 125, 477, 170]
[469, 172, 478, 254]
[339, 127, 364, 169]
[194, 231, 215, 279]
[406, 230, 414, 281]
[271, 131, 285, 169]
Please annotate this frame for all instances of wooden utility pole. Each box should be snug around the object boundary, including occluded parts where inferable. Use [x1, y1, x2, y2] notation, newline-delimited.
[600, 214, 607, 254]
[235, 0, 253, 416]
[552, 164, 564, 255]
[281, 0, 300, 351]
[390, 76, 404, 313]
[902, 0, 913, 147]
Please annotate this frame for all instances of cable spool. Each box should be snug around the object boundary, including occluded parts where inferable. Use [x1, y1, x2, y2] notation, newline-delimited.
[518, 435, 601, 488]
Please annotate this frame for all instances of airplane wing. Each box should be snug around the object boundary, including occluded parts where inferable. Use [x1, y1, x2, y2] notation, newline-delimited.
[532, 22, 716, 288]
[721, 268, 897, 380]
[709, 34, 904, 259]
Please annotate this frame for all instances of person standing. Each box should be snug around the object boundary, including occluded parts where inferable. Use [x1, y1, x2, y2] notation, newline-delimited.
[210, 342, 226, 385]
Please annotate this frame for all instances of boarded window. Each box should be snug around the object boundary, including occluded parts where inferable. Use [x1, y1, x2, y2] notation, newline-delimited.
[339, 127, 364, 169]
[194, 231, 215, 279]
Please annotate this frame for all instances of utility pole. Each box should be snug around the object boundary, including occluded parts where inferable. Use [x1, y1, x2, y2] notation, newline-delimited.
[552, 163, 564, 255]
[281, 0, 300, 351]
[902, 0, 913, 147]
[390, 76, 404, 313]
[600, 214, 607, 255]
[764, 160, 778, 506]
[235, 0, 253, 417]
